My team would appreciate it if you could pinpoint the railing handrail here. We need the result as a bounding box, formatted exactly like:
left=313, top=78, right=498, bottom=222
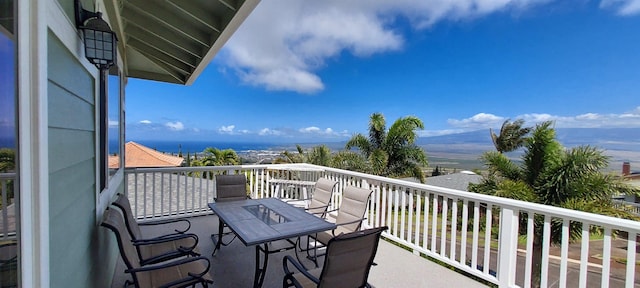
left=0, top=172, right=16, bottom=180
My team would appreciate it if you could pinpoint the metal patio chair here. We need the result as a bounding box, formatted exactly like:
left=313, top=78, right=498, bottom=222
left=283, top=226, right=387, bottom=288
left=112, top=194, right=200, bottom=265
left=211, top=174, right=250, bottom=255
left=101, top=208, right=213, bottom=288
left=304, top=185, right=373, bottom=266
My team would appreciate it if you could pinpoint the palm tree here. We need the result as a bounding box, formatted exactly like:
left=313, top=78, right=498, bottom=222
left=306, top=145, right=332, bottom=166
left=345, top=112, right=428, bottom=182
left=490, top=119, right=532, bottom=153
left=199, top=147, right=240, bottom=166
left=274, top=145, right=306, bottom=164
left=470, top=121, right=638, bottom=287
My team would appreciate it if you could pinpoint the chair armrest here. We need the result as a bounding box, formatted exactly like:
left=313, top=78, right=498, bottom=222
left=138, top=218, right=191, bottom=234
left=126, top=256, right=211, bottom=288
left=331, top=217, right=367, bottom=236
left=285, top=197, right=311, bottom=203
left=133, top=233, right=199, bottom=250
left=282, top=255, right=319, bottom=286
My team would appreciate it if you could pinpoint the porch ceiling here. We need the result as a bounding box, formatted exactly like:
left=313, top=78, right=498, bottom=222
left=105, top=0, right=259, bottom=85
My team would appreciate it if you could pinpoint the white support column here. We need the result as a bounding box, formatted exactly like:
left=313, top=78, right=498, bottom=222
left=497, top=207, right=519, bottom=287
left=18, top=0, right=50, bottom=287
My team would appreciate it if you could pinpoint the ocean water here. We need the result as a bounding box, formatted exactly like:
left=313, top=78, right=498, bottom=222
left=110, top=140, right=293, bottom=154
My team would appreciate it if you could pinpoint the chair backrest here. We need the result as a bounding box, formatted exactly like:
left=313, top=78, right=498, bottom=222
left=308, top=178, right=338, bottom=215
left=215, top=174, right=248, bottom=202
left=101, top=208, right=152, bottom=287
left=335, top=185, right=372, bottom=232
left=112, top=193, right=143, bottom=240
left=318, top=226, right=388, bottom=288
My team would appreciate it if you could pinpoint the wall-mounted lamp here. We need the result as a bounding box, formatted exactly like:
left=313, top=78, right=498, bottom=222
left=75, top=0, right=118, bottom=191
left=74, top=0, right=117, bottom=70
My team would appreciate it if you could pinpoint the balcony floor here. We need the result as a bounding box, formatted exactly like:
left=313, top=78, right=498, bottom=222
left=111, top=214, right=489, bottom=288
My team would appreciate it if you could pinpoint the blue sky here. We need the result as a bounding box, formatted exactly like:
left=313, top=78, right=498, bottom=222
left=123, top=0, right=640, bottom=143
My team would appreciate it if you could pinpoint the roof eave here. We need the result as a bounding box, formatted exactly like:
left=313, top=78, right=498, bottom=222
left=186, top=0, right=260, bottom=85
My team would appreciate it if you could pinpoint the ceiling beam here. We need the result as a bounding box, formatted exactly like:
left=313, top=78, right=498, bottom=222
left=165, top=0, right=223, bottom=34
left=126, top=25, right=200, bottom=67
left=218, top=0, right=238, bottom=12
left=128, top=39, right=193, bottom=77
left=123, top=14, right=206, bottom=58
left=124, top=1, right=211, bottom=48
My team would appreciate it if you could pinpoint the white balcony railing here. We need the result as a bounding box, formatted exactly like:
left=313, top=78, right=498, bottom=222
left=124, top=164, right=640, bottom=288
left=0, top=172, right=16, bottom=241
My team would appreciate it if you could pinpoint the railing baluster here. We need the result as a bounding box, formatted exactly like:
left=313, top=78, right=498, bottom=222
left=524, top=212, right=534, bottom=288
left=431, top=194, right=438, bottom=252
left=602, top=227, right=612, bottom=288
left=472, top=201, right=480, bottom=270
left=423, top=192, right=429, bottom=251
left=451, top=198, right=458, bottom=261
left=579, top=222, right=590, bottom=288
left=1, top=180, right=8, bottom=240
left=400, top=188, right=406, bottom=241
left=541, top=215, right=551, bottom=288
left=626, top=231, right=636, bottom=288
left=460, top=199, right=468, bottom=266
left=441, top=197, right=448, bottom=257
left=483, top=204, right=492, bottom=274
left=414, top=191, right=421, bottom=247
left=559, top=219, right=570, bottom=288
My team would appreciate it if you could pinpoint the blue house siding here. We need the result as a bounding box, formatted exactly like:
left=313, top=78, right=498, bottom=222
left=47, top=31, right=117, bottom=287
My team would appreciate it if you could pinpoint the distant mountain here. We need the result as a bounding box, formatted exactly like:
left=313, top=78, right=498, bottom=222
left=418, top=128, right=640, bottom=151
left=416, top=128, right=640, bottom=170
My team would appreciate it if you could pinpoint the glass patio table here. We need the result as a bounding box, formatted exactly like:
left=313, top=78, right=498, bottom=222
left=208, top=198, right=336, bottom=288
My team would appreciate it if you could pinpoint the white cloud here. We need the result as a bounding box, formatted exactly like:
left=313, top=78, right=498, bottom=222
left=600, top=0, right=640, bottom=15
left=219, top=125, right=236, bottom=134
left=108, top=119, right=119, bottom=127
left=297, top=126, right=349, bottom=137
left=165, top=121, right=184, bottom=131
left=299, top=126, right=321, bottom=133
left=258, top=128, right=283, bottom=136
left=139, top=120, right=152, bottom=124
left=443, top=108, right=640, bottom=135
left=448, top=113, right=505, bottom=128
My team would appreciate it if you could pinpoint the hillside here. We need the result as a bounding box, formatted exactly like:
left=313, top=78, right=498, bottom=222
left=417, top=128, right=640, bottom=172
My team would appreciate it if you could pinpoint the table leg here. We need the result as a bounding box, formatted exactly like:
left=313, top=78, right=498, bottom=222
left=254, top=244, right=269, bottom=288
left=211, top=218, right=224, bottom=256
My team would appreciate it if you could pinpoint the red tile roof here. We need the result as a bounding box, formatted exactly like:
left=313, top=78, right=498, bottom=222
left=109, top=141, right=184, bottom=168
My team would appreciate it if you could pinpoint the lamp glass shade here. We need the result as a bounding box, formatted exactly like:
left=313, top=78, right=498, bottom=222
left=80, top=17, right=117, bottom=69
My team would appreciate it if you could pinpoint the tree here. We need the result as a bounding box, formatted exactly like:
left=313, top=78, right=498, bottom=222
left=198, top=147, right=240, bottom=166
left=0, top=148, right=15, bottom=172
left=274, top=145, right=306, bottom=164
left=306, top=145, right=332, bottom=166
left=470, top=121, right=638, bottom=287
left=345, top=113, right=428, bottom=182
left=490, top=119, right=532, bottom=153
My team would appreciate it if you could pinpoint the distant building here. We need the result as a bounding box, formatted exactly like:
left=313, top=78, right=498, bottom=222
left=619, top=162, right=640, bottom=202
left=402, top=170, right=482, bottom=191
left=109, top=141, right=184, bottom=168
left=425, top=171, right=483, bottom=191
